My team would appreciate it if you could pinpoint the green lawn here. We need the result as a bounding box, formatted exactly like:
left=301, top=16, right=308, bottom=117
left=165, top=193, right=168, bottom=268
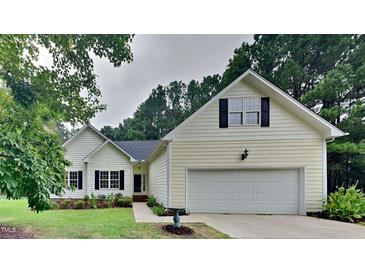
left=0, top=199, right=230, bottom=239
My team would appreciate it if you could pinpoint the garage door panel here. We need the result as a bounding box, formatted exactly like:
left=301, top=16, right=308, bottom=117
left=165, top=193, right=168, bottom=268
left=242, top=182, right=254, bottom=190
left=285, top=191, right=297, bottom=201
left=228, top=192, right=240, bottom=201
left=256, top=192, right=268, bottom=201
left=270, top=191, right=282, bottom=201
left=270, top=181, right=282, bottom=191
left=202, top=192, right=213, bottom=200
left=214, top=192, right=226, bottom=200
left=240, top=203, right=255, bottom=212
left=256, top=203, right=269, bottom=213
left=188, top=169, right=299, bottom=214
left=240, top=192, right=254, bottom=201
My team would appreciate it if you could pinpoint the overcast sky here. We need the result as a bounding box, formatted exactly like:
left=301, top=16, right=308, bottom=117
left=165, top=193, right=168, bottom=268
left=91, top=34, right=254, bottom=129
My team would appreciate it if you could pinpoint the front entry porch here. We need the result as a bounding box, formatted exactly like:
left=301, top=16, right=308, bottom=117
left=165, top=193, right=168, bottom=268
left=133, top=163, right=148, bottom=202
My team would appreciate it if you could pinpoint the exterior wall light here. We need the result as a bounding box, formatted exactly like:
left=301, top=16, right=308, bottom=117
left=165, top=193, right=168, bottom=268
left=241, top=148, right=249, bottom=160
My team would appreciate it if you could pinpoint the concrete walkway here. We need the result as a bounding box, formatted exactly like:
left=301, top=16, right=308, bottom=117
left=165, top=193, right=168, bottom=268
left=132, top=202, right=200, bottom=223
left=191, top=213, right=365, bottom=239
left=133, top=203, right=365, bottom=238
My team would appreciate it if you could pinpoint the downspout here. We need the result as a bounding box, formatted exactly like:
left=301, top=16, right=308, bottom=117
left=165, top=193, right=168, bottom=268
left=323, top=137, right=335, bottom=200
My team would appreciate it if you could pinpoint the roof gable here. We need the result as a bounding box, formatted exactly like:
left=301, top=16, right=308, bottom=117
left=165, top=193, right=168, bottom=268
left=63, top=124, right=135, bottom=161
left=163, top=69, right=345, bottom=140
left=62, top=124, right=107, bottom=147
left=83, top=140, right=135, bottom=162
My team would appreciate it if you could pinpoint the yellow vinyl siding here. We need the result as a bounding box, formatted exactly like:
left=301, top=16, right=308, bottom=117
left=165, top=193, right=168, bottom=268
left=148, top=147, right=168, bottom=206
left=173, top=81, right=322, bottom=141
left=169, top=139, right=323, bottom=212
left=168, top=79, right=325, bottom=212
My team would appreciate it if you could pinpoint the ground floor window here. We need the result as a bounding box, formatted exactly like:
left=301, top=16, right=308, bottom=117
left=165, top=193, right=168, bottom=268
left=67, top=171, right=78, bottom=188
left=110, top=171, right=119, bottom=188
left=100, top=170, right=119, bottom=189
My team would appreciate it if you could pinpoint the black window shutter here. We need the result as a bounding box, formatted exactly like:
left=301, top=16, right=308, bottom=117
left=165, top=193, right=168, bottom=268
left=95, top=170, right=100, bottom=190
left=219, top=98, right=228, bottom=128
left=78, top=171, right=83, bottom=190
left=261, top=97, right=270, bottom=127
left=119, top=170, right=124, bottom=190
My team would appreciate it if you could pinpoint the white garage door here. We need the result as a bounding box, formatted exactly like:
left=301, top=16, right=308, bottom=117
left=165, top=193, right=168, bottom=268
left=187, top=169, right=299, bottom=214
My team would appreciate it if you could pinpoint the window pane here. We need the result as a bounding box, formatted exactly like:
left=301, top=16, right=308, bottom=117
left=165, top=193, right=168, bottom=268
left=244, top=97, right=260, bottom=111
left=100, top=171, right=109, bottom=188
left=69, top=171, right=78, bottom=188
left=229, top=112, right=242, bottom=125
left=229, top=99, right=243, bottom=112
left=246, top=112, right=259, bottom=124
left=110, top=171, right=119, bottom=180
left=110, top=180, right=119, bottom=188
left=100, top=180, right=109, bottom=188
left=110, top=171, right=119, bottom=188
left=100, top=171, right=108, bottom=179
left=69, top=171, right=78, bottom=180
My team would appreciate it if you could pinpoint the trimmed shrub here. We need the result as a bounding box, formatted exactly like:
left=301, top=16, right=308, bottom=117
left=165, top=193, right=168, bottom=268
left=63, top=199, right=73, bottom=208
left=75, top=201, right=85, bottom=209
left=83, top=195, right=90, bottom=203
left=152, top=205, right=165, bottom=216
left=116, top=197, right=133, bottom=207
left=323, top=185, right=365, bottom=222
left=97, top=194, right=106, bottom=200
left=147, top=196, right=157, bottom=208
left=50, top=201, right=59, bottom=210
left=90, top=193, right=97, bottom=209
left=114, top=193, right=123, bottom=201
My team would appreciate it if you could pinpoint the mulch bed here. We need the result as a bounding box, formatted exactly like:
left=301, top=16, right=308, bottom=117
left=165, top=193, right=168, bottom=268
left=162, top=224, right=195, bottom=236
left=0, top=225, right=35, bottom=239
left=51, top=198, right=132, bottom=210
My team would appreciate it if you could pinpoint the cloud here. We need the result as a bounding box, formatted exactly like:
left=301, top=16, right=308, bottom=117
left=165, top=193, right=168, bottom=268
left=91, top=34, right=253, bottom=129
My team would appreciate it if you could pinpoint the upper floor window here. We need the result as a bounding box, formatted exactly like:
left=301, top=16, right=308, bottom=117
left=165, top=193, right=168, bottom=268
left=228, top=97, right=260, bottom=126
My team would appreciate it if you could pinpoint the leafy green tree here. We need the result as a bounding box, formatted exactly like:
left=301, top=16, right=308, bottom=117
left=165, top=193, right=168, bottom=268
left=186, top=75, right=221, bottom=115
left=55, top=123, right=78, bottom=144
left=0, top=89, right=68, bottom=211
left=302, top=64, right=365, bottom=192
left=0, top=35, right=134, bottom=211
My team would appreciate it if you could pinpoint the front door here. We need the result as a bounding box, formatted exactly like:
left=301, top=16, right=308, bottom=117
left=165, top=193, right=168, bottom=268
left=134, top=174, right=142, bottom=193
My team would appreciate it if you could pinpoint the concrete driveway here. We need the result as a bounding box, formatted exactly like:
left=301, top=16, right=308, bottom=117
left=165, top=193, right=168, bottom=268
left=191, top=213, right=365, bottom=239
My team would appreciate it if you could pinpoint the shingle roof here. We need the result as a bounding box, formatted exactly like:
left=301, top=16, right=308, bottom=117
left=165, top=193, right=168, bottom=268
left=114, top=140, right=159, bottom=161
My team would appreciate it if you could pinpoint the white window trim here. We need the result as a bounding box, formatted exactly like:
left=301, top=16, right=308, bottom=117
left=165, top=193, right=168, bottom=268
left=228, top=96, right=261, bottom=127
left=68, top=171, right=78, bottom=188
left=99, top=170, right=109, bottom=189
left=99, top=170, right=119, bottom=189
left=110, top=171, right=120, bottom=189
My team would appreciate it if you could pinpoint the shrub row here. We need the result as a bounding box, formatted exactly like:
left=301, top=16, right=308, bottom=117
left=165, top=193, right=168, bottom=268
left=147, top=195, right=187, bottom=216
left=147, top=195, right=166, bottom=216
left=51, top=193, right=132, bottom=210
